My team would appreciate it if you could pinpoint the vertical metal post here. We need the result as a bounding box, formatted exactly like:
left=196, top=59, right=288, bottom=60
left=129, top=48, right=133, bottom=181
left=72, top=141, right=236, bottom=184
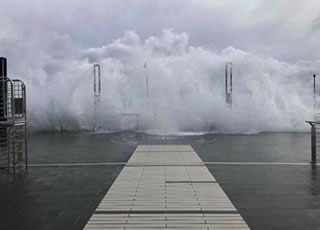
left=311, top=124, right=317, bottom=164
left=144, top=62, right=149, bottom=109
left=225, top=62, right=233, bottom=108
left=23, top=83, right=28, bottom=170
left=0, top=57, right=7, bottom=76
left=93, top=64, right=101, bottom=98
left=12, top=127, right=15, bottom=176
left=136, top=114, right=139, bottom=130
left=93, top=64, right=99, bottom=114
left=93, top=64, right=101, bottom=130
left=225, top=64, right=228, bottom=100
left=0, top=58, right=7, bottom=170
left=0, top=57, right=7, bottom=119
left=313, top=74, right=316, bottom=99
left=314, top=74, right=316, bottom=120
left=230, top=64, right=233, bottom=95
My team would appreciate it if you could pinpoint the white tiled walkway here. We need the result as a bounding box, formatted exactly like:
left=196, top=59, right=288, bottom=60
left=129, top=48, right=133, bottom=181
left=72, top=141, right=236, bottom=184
left=84, top=145, right=249, bottom=229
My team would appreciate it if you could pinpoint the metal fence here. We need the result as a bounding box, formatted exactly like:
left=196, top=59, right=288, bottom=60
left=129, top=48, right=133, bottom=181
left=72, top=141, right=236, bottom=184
left=0, top=78, right=27, bottom=175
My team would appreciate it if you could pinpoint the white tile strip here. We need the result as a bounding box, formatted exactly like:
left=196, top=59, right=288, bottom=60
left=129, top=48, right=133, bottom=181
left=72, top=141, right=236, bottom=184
left=29, top=161, right=316, bottom=167
left=84, top=145, right=250, bottom=229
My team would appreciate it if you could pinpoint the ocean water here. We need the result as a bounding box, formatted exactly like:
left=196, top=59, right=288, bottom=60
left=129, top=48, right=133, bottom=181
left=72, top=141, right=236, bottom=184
left=28, top=131, right=311, bottom=164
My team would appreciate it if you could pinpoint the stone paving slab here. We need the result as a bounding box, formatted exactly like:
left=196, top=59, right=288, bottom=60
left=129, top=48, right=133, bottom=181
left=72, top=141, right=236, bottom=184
left=84, top=145, right=249, bottom=229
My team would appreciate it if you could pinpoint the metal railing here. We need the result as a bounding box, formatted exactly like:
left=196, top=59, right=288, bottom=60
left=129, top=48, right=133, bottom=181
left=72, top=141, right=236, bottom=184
left=0, top=78, right=27, bottom=175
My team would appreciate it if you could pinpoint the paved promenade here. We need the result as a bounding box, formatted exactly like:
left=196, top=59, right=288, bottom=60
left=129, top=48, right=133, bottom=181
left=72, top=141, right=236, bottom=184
left=84, top=145, right=249, bottom=229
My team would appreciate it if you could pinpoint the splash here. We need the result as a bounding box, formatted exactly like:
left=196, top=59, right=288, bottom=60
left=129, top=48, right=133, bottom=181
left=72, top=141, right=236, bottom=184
left=7, top=30, right=319, bottom=133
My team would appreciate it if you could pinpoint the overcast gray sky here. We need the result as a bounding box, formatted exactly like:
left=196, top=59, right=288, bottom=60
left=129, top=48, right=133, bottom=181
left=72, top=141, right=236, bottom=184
left=1, top=0, right=320, bottom=62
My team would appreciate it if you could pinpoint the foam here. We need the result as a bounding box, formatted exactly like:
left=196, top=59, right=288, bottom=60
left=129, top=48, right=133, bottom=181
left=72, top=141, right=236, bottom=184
left=20, top=30, right=318, bottom=133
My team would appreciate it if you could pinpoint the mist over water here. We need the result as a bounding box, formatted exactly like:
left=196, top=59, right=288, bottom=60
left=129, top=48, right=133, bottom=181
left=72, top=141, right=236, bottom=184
left=8, top=30, right=319, bottom=134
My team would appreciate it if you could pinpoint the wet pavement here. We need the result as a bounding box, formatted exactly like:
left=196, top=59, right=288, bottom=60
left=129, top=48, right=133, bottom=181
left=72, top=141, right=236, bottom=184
left=0, top=131, right=319, bottom=229
left=208, top=164, right=320, bottom=229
